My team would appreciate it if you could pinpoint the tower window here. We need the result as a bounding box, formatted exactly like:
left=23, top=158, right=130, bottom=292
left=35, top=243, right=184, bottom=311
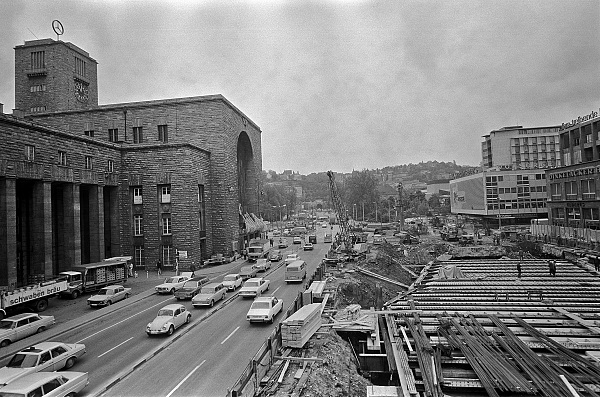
left=160, top=185, right=171, bottom=203
left=108, top=128, right=119, bottom=142
left=134, top=215, right=143, bottom=236
left=107, top=159, right=114, bottom=173
left=133, top=187, right=143, bottom=204
left=30, top=84, right=46, bottom=92
left=133, top=126, right=143, bottom=143
left=75, top=57, right=87, bottom=77
left=31, top=51, right=45, bottom=69
left=158, top=125, right=168, bottom=142
left=30, top=106, right=46, bottom=113
left=58, top=151, right=67, bottom=166
left=25, top=145, right=35, bottom=161
left=162, top=215, right=172, bottom=235
left=85, top=156, right=93, bottom=170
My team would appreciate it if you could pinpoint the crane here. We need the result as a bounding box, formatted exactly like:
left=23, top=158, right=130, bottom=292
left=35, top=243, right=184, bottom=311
left=326, top=170, right=353, bottom=252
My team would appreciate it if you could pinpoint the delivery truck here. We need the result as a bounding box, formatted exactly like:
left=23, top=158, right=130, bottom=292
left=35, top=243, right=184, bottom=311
left=59, top=257, right=130, bottom=299
left=0, top=278, right=69, bottom=319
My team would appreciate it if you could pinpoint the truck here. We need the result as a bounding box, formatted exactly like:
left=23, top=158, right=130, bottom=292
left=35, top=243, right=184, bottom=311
left=247, top=240, right=270, bottom=262
left=59, top=257, right=130, bottom=299
left=440, top=225, right=459, bottom=242
left=0, top=278, right=69, bottom=319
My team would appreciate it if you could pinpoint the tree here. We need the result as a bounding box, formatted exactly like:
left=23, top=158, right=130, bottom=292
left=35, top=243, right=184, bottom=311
left=342, top=170, right=380, bottom=220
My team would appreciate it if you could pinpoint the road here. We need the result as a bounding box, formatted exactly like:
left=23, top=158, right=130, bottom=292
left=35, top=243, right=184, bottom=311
left=101, top=232, right=329, bottom=397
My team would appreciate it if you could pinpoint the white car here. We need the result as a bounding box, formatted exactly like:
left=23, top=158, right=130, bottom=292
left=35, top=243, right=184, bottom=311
left=222, top=274, right=243, bottom=291
left=239, top=277, right=270, bottom=298
left=303, top=242, right=314, bottom=251
left=246, top=296, right=283, bottom=323
left=293, top=236, right=302, bottom=244
left=191, top=283, right=227, bottom=307
left=0, top=313, right=55, bottom=348
left=0, top=371, right=89, bottom=397
left=155, top=275, right=191, bottom=294
left=0, top=342, right=87, bottom=386
left=146, top=304, right=191, bottom=336
left=285, top=253, right=300, bottom=264
left=87, top=285, right=131, bottom=307
left=254, top=258, right=271, bottom=272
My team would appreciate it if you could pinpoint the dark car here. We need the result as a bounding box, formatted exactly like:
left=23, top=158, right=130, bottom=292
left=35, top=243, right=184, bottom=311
left=173, top=276, right=210, bottom=300
left=269, top=249, right=283, bottom=262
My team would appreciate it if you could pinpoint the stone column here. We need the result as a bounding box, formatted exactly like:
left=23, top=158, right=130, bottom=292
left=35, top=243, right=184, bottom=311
left=88, top=185, right=105, bottom=262
left=63, top=183, right=82, bottom=268
left=0, top=178, right=17, bottom=288
left=32, top=181, right=54, bottom=278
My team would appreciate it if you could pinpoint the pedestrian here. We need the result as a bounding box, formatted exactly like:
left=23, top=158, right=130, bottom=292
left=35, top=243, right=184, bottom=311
left=156, top=260, right=162, bottom=277
left=128, top=262, right=134, bottom=277
left=517, top=262, right=522, bottom=278
left=548, top=260, right=556, bottom=276
left=270, top=238, right=274, bottom=247
left=190, top=262, right=196, bottom=277
left=594, top=256, right=600, bottom=272
left=242, top=248, right=247, bottom=260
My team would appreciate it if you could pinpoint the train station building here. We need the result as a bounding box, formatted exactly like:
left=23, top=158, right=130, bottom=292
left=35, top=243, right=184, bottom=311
left=0, top=38, right=264, bottom=288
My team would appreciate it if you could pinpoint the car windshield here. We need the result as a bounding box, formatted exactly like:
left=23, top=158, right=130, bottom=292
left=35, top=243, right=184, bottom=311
left=0, top=321, right=14, bottom=330
left=250, top=301, right=271, bottom=310
left=224, top=275, right=237, bottom=281
left=245, top=281, right=259, bottom=287
left=158, top=309, right=174, bottom=317
left=164, top=277, right=177, bottom=283
left=97, top=289, right=108, bottom=295
left=7, top=353, right=39, bottom=368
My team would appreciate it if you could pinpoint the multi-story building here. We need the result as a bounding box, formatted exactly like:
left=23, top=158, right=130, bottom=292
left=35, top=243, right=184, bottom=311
left=481, top=125, right=562, bottom=171
left=0, top=37, right=263, bottom=288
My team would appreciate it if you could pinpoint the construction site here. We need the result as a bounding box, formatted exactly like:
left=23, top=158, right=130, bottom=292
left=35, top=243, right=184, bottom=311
left=229, top=172, right=600, bottom=397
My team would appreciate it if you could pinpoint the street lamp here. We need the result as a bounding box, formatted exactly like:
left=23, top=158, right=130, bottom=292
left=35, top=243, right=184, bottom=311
left=353, top=204, right=357, bottom=220
left=373, top=202, right=378, bottom=223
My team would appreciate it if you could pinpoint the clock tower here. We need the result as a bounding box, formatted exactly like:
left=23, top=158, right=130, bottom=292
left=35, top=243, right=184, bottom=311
left=14, top=38, right=98, bottom=114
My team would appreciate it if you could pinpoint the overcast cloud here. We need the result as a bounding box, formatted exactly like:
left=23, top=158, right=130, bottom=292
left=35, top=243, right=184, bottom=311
left=1, top=0, right=598, bottom=174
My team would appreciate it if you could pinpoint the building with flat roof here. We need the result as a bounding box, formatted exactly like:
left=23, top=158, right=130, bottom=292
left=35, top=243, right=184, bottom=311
left=481, top=125, right=562, bottom=171
left=0, top=38, right=263, bottom=288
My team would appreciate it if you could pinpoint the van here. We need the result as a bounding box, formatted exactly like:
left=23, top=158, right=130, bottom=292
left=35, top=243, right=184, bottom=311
left=285, top=260, right=307, bottom=283
left=324, top=233, right=332, bottom=243
left=308, top=235, right=317, bottom=244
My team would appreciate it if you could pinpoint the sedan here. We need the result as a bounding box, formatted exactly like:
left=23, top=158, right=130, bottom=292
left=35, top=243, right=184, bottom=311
left=269, top=249, right=283, bottom=262
left=0, top=372, right=89, bottom=397
left=191, top=283, right=227, bottom=308
left=303, top=242, right=314, bottom=251
left=0, top=313, right=55, bottom=348
left=277, top=239, right=289, bottom=249
left=155, top=275, right=191, bottom=294
left=285, top=253, right=300, bottom=264
left=87, top=285, right=131, bottom=307
left=246, top=296, right=283, bottom=324
left=222, top=274, right=243, bottom=291
left=146, top=304, right=191, bottom=336
left=254, top=258, right=271, bottom=272
left=293, top=237, right=302, bottom=244
left=0, top=342, right=86, bottom=386
left=239, top=278, right=270, bottom=298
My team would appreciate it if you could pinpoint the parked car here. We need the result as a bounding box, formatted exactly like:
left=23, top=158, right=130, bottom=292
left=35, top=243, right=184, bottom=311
left=246, top=296, right=283, bottom=324
left=0, top=313, right=55, bottom=348
left=322, top=223, right=328, bottom=228
left=191, top=283, right=227, bottom=308
left=222, top=274, right=243, bottom=291
left=0, top=341, right=86, bottom=386
left=293, top=236, right=302, bottom=244
left=87, top=285, right=131, bottom=307
left=303, top=242, right=314, bottom=251
left=239, top=265, right=258, bottom=280
left=308, top=235, right=317, bottom=244
left=155, top=275, right=191, bottom=294
left=239, top=278, right=270, bottom=298
left=254, top=258, right=271, bottom=272
left=0, top=371, right=88, bottom=397
left=269, top=249, right=283, bottom=262
left=174, top=276, right=210, bottom=300
left=278, top=239, right=289, bottom=249
left=272, top=230, right=281, bottom=237
left=285, top=253, right=300, bottom=264
left=146, top=304, right=191, bottom=336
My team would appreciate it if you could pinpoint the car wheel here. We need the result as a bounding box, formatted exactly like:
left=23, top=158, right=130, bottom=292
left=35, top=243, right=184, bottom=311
left=266, top=284, right=269, bottom=291
left=125, top=294, right=130, bottom=299
left=65, top=357, right=76, bottom=369
left=167, top=325, right=175, bottom=335
left=107, top=301, right=112, bottom=306
left=71, top=290, right=80, bottom=299
left=209, top=299, right=214, bottom=307
left=186, top=314, right=191, bottom=324
left=222, top=293, right=226, bottom=300
left=66, top=393, right=77, bottom=397
left=269, top=316, right=274, bottom=324
left=0, top=340, right=10, bottom=348
left=170, top=288, right=175, bottom=294
left=37, top=326, right=46, bottom=334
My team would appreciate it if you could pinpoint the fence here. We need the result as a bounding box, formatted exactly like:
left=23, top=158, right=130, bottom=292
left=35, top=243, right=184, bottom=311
left=227, top=264, right=324, bottom=396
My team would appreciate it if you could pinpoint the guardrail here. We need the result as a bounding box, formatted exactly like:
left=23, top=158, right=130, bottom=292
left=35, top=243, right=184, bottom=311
left=227, top=264, right=324, bottom=396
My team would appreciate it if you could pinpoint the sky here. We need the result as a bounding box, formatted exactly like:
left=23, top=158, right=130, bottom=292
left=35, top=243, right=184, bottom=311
left=1, top=0, right=599, bottom=175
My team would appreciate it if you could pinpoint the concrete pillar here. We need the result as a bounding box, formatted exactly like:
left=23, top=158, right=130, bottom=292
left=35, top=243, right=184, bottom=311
left=63, top=183, right=82, bottom=268
left=88, top=185, right=105, bottom=262
left=32, top=181, right=53, bottom=279
left=0, top=178, right=17, bottom=288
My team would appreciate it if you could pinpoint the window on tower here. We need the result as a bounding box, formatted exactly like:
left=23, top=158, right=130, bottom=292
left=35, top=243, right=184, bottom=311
left=30, top=51, right=45, bottom=70
left=108, top=128, right=119, bottom=142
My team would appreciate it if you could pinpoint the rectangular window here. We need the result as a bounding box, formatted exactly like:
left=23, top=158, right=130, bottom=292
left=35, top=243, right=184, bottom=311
left=565, top=181, right=578, bottom=200
left=581, top=179, right=596, bottom=200
left=133, top=187, right=143, bottom=204
left=133, top=126, right=143, bottom=144
left=158, top=125, right=168, bottom=142
left=198, top=184, right=206, bottom=232
left=30, top=84, right=46, bottom=92
left=108, top=128, right=119, bottom=142
left=58, top=151, right=67, bottom=166
left=84, top=129, right=94, bottom=137
left=162, top=245, right=174, bottom=267
left=134, top=246, right=144, bottom=268
left=107, top=159, right=114, bottom=173
left=162, top=215, right=172, bottom=235
left=31, top=51, right=45, bottom=69
left=74, top=57, right=86, bottom=77
left=25, top=145, right=35, bottom=161
left=85, top=156, right=93, bottom=170
left=30, top=106, right=47, bottom=113
left=550, top=183, right=561, bottom=200
left=134, top=215, right=143, bottom=236
left=160, top=185, right=171, bottom=203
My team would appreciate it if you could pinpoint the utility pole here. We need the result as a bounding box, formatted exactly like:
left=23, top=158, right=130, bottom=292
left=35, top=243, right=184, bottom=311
left=397, top=183, right=404, bottom=229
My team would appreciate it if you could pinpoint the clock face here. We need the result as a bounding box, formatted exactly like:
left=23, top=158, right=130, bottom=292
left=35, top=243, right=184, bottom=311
left=74, top=81, right=89, bottom=103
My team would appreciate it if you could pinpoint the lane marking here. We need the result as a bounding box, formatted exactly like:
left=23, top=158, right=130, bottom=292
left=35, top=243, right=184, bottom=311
left=220, top=326, right=240, bottom=345
left=165, top=360, right=206, bottom=397
left=271, top=286, right=281, bottom=295
left=76, top=297, right=173, bottom=343
left=98, top=337, right=134, bottom=358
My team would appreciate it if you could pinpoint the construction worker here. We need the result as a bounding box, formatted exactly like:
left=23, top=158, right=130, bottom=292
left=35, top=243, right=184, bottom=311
left=516, top=262, right=522, bottom=278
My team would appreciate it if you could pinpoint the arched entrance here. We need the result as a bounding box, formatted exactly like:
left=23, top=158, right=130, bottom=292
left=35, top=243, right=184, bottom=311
left=237, top=132, right=263, bottom=251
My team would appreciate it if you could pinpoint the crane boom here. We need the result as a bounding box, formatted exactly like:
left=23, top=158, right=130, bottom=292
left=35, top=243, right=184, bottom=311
left=327, top=171, right=352, bottom=251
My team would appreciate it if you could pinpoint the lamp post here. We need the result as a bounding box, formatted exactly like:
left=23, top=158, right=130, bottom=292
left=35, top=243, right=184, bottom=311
left=353, top=204, right=357, bottom=221
left=373, top=201, right=378, bottom=223
left=361, top=202, right=365, bottom=222
left=397, top=183, right=404, bottom=229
